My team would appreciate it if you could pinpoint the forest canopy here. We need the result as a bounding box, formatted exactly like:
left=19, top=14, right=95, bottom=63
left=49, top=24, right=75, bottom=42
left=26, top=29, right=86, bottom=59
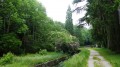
left=0, top=0, right=82, bottom=56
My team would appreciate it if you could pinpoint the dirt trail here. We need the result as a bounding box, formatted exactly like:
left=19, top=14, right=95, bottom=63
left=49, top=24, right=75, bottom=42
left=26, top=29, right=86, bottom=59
left=88, top=49, right=112, bottom=67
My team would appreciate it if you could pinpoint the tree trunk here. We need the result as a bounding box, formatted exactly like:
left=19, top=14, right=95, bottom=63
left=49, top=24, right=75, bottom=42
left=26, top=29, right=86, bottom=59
left=107, top=11, right=120, bottom=53
left=7, top=18, right=10, bottom=33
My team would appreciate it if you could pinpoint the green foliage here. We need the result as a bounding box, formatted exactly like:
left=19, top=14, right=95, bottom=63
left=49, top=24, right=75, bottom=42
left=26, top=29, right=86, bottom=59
left=17, top=24, right=28, bottom=34
left=0, top=52, right=14, bottom=65
left=46, top=20, right=79, bottom=51
left=47, top=26, right=80, bottom=54
left=63, top=48, right=90, bottom=67
left=38, top=49, right=48, bottom=55
left=0, top=17, right=2, bottom=32
left=0, top=52, right=63, bottom=67
left=0, top=33, right=22, bottom=54
left=0, top=0, right=59, bottom=54
left=56, top=42, right=80, bottom=55
left=0, top=0, right=80, bottom=56
left=74, top=26, right=84, bottom=45
left=65, top=6, right=74, bottom=35
left=94, top=48, right=120, bottom=67
left=74, top=26, right=93, bottom=46
left=73, top=0, right=120, bottom=51
left=48, top=31, right=79, bottom=54
left=49, top=31, right=74, bottom=43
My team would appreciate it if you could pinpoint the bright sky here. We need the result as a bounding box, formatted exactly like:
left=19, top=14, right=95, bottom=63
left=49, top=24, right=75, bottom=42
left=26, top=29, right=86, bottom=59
left=37, top=0, right=87, bottom=25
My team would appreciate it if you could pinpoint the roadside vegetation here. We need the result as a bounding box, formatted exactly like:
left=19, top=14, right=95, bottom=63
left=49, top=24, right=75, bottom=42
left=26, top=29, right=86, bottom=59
left=94, top=48, right=120, bottom=67
left=0, top=50, right=64, bottom=67
left=63, top=48, right=90, bottom=67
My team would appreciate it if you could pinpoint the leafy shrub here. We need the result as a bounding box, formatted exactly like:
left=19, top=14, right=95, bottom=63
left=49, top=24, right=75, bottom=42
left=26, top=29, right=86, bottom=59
left=48, top=31, right=80, bottom=54
left=0, top=33, right=22, bottom=54
left=0, top=52, right=14, bottom=65
left=48, top=31, right=73, bottom=44
left=56, top=42, right=80, bottom=55
left=38, top=49, right=48, bottom=55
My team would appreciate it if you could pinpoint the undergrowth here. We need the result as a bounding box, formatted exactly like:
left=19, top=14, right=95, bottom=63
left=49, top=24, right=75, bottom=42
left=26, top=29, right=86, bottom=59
left=0, top=52, right=63, bottom=67
left=94, top=48, right=120, bottom=67
left=63, top=48, right=90, bottom=67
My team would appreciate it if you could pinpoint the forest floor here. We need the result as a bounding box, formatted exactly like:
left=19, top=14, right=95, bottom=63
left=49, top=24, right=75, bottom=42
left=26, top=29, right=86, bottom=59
left=88, top=49, right=112, bottom=67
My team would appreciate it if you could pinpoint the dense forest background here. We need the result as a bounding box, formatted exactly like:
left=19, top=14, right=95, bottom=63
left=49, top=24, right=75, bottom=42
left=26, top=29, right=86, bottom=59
left=1, top=0, right=120, bottom=67
left=1, top=0, right=120, bottom=56
left=74, top=0, right=120, bottom=53
left=0, top=0, right=91, bottom=56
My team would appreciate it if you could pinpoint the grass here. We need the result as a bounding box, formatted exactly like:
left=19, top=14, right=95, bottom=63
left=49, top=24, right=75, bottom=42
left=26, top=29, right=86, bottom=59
left=93, top=56, right=101, bottom=61
left=63, top=48, right=90, bottom=67
left=0, top=52, right=64, bottom=67
left=93, top=56, right=101, bottom=67
left=94, top=48, right=120, bottom=67
left=94, top=61, right=101, bottom=67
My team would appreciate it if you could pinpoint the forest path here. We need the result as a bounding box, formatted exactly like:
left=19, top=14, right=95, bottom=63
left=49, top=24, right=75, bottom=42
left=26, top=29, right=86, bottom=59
left=88, top=49, right=112, bottom=67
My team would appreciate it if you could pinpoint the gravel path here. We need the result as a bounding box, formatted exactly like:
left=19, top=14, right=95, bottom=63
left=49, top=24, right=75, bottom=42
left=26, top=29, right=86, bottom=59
left=88, top=49, right=112, bottom=67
